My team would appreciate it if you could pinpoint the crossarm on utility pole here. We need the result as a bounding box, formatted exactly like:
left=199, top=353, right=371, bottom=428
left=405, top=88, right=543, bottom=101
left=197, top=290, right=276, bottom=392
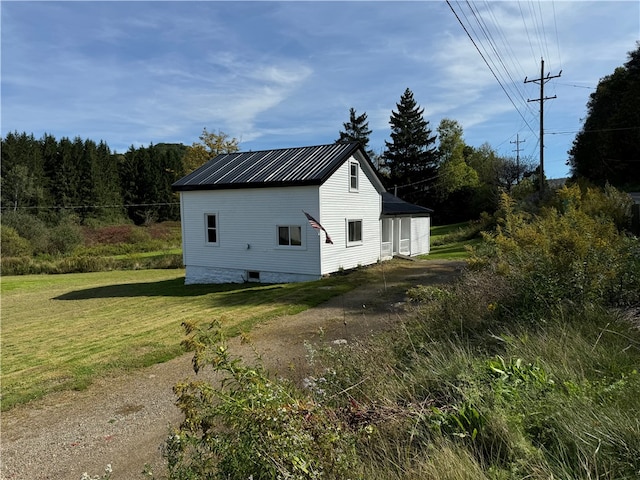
left=525, top=57, right=561, bottom=193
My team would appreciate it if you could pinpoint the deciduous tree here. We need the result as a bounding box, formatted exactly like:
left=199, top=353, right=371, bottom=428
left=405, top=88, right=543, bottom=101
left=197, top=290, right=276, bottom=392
left=568, top=42, right=640, bottom=188
left=183, top=128, right=239, bottom=173
left=435, top=118, right=479, bottom=200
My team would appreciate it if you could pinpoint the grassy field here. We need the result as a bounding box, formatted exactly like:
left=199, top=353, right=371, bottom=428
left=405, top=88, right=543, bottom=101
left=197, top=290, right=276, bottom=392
left=1, top=221, right=477, bottom=411
left=427, top=221, right=483, bottom=259
left=0, top=269, right=359, bottom=410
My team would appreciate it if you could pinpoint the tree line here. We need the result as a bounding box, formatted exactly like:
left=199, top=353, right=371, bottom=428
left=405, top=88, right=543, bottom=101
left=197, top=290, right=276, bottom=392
left=0, top=128, right=243, bottom=226
left=0, top=134, right=186, bottom=225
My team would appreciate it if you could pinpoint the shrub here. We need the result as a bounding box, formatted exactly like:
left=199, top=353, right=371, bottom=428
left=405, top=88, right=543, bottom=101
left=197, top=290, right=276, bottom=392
left=0, top=225, right=32, bottom=257
left=166, top=321, right=361, bottom=480
left=483, top=188, right=640, bottom=314
left=1, top=211, right=49, bottom=254
left=82, top=224, right=137, bottom=246
left=48, top=217, right=83, bottom=255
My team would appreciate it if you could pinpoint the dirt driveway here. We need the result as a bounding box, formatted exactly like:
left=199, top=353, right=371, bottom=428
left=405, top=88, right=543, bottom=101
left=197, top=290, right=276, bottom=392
left=0, top=259, right=464, bottom=480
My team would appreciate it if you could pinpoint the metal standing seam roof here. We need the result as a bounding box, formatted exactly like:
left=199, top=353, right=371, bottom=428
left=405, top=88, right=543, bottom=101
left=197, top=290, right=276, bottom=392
left=172, top=142, right=369, bottom=191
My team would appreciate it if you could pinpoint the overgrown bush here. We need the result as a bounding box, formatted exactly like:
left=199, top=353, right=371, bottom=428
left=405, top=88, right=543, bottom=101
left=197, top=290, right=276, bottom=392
left=1, top=216, right=183, bottom=274
left=166, top=321, right=361, bottom=480
left=481, top=187, right=640, bottom=315
left=0, top=253, right=183, bottom=275
left=0, top=224, right=32, bottom=257
left=48, top=217, right=84, bottom=254
left=1, top=211, right=50, bottom=254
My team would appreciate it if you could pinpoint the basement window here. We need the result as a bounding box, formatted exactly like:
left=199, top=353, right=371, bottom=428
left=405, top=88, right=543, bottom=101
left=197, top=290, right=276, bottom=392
left=247, top=271, right=260, bottom=282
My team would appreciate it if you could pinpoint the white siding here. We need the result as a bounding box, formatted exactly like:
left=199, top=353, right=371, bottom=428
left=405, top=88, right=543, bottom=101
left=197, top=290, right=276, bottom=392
left=180, top=186, right=322, bottom=283
left=318, top=155, right=382, bottom=274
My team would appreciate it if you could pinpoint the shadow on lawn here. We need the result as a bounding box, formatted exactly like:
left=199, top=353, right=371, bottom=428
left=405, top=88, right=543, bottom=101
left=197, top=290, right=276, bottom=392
left=54, top=278, right=284, bottom=300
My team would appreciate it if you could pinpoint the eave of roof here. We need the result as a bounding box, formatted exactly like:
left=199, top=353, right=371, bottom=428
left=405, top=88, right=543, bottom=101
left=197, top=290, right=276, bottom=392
left=381, top=192, right=433, bottom=216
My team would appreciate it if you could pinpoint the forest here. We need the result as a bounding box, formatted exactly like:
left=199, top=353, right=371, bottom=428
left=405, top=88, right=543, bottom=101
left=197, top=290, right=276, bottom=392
left=0, top=133, right=185, bottom=226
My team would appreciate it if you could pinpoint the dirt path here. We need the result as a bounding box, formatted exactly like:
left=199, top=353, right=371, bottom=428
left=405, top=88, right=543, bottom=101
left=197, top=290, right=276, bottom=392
left=0, top=260, right=464, bottom=480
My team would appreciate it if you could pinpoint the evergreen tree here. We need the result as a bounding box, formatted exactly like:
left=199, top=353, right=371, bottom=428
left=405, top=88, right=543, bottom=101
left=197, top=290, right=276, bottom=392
left=568, top=42, right=640, bottom=188
left=0, top=132, right=45, bottom=212
left=77, top=138, right=98, bottom=222
left=94, top=140, right=124, bottom=221
left=382, top=88, right=438, bottom=206
left=336, top=107, right=375, bottom=160
left=51, top=137, right=81, bottom=209
left=155, top=145, right=183, bottom=221
left=120, top=145, right=139, bottom=222
left=41, top=133, right=59, bottom=208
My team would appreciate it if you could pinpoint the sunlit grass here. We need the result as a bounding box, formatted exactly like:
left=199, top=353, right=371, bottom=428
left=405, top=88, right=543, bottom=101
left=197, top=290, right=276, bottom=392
left=426, top=221, right=482, bottom=259
left=0, top=268, right=361, bottom=410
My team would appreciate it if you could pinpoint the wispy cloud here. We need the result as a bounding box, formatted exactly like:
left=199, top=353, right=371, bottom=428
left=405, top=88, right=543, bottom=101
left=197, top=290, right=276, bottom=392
left=2, top=1, right=638, bottom=177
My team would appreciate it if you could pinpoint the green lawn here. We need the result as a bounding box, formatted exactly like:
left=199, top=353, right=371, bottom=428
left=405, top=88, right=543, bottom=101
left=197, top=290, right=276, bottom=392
left=426, top=237, right=482, bottom=259
left=0, top=269, right=357, bottom=410
left=426, top=221, right=482, bottom=259
left=1, top=223, right=476, bottom=410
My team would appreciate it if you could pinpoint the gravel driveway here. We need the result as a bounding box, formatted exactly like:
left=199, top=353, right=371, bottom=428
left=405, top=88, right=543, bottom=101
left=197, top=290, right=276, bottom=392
left=0, top=259, right=463, bottom=480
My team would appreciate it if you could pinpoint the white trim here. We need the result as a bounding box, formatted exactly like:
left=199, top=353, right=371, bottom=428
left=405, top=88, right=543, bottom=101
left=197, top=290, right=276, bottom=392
left=275, top=224, right=306, bottom=249
left=349, top=160, right=359, bottom=192
left=346, top=218, right=363, bottom=246
left=204, top=212, right=219, bottom=246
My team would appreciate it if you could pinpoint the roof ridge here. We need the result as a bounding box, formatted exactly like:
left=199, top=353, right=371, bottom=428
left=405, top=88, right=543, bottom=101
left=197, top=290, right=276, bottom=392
left=222, top=141, right=360, bottom=156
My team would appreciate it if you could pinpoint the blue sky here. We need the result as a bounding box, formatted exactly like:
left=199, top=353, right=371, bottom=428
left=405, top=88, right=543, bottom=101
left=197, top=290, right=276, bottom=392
left=2, top=1, right=638, bottom=179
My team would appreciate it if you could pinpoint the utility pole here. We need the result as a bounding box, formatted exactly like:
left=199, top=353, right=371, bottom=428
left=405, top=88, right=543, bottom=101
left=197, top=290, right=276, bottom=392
left=510, top=134, right=525, bottom=184
left=525, top=57, right=561, bottom=193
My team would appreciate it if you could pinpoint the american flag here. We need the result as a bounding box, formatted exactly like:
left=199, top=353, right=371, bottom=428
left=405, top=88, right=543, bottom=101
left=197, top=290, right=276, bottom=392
left=303, top=211, right=334, bottom=244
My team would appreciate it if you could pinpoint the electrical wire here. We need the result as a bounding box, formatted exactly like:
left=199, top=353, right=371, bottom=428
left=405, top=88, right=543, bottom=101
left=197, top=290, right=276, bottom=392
left=446, top=0, right=537, bottom=136
left=0, top=202, right=180, bottom=211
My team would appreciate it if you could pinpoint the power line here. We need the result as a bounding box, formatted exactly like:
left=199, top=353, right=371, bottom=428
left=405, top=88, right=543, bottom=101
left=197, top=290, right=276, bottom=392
left=446, top=0, right=536, bottom=135
left=548, top=126, right=640, bottom=135
left=0, top=202, right=180, bottom=211
left=556, top=82, right=594, bottom=90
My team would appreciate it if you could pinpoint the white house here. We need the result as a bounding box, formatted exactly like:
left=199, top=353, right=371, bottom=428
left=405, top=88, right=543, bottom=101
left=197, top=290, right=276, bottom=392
left=172, top=142, right=433, bottom=284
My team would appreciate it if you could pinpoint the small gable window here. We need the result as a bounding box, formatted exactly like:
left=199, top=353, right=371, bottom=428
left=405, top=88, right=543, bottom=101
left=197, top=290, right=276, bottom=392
left=278, top=225, right=302, bottom=247
left=347, top=219, right=362, bottom=245
left=205, top=213, right=218, bottom=245
left=349, top=161, right=359, bottom=191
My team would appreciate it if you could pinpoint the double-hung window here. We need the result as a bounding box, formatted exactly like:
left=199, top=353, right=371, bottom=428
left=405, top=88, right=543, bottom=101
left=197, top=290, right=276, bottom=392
left=349, top=161, right=359, bottom=192
left=278, top=225, right=302, bottom=247
left=205, top=213, right=218, bottom=245
left=347, top=219, right=362, bottom=245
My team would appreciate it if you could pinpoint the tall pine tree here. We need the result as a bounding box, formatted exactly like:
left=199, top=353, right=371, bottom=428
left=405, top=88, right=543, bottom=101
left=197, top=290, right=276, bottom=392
left=383, top=88, right=438, bottom=206
left=336, top=107, right=375, bottom=160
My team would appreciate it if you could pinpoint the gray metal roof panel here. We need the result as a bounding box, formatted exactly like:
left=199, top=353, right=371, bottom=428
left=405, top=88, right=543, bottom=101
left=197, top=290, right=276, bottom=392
left=172, top=142, right=364, bottom=191
left=381, top=192, right=433, bottom=216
